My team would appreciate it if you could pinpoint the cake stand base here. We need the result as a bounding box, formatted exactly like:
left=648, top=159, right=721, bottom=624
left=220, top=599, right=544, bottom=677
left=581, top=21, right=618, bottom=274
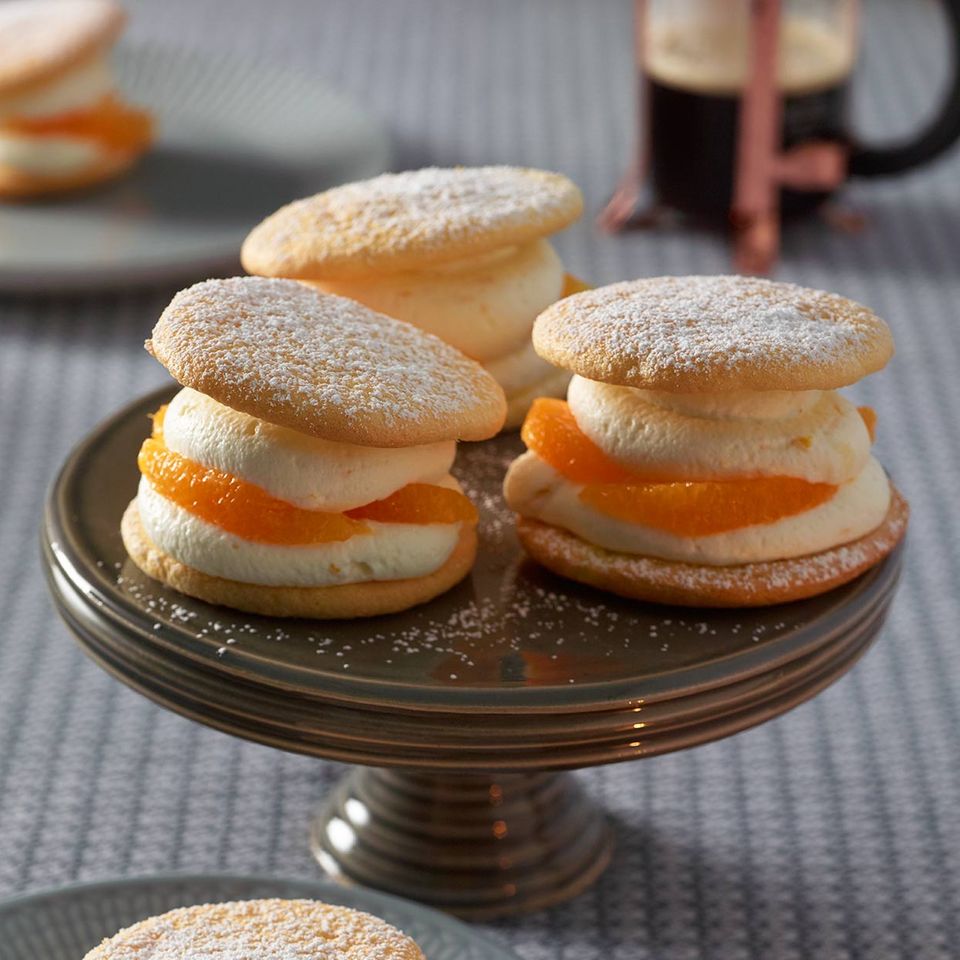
left=310, top=768, right=614, bottom=920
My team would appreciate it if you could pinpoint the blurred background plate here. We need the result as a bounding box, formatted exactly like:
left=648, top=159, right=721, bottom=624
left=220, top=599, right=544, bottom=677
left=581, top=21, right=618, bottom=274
left=0, top=43, right=391, bottom=293
left=0, top=873, right=519, bottom=960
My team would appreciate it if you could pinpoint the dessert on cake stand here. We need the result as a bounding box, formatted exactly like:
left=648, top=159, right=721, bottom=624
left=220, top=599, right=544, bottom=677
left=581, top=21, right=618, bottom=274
left=43, top=387, right=903, bottom=919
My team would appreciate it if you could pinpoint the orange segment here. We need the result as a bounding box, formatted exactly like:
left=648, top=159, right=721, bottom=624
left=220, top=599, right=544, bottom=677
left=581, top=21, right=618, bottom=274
left=6, top=94, right=153, bottom=153
left=522, top=397, right=635, bottom=484
left=348, top=483, right=478, bottom=525
left=858, top=405, right=877, bottom=442
left=580, top=477, right=838, bottom=537
left=151, top=405, right=167, bottom=432
left=561, top=273, right=591, bottom=298
left=139, top=409, right=477, bottom=544
left=139, top=437, right=367, bottom=545
left=520, top=398, right=845, bottom=536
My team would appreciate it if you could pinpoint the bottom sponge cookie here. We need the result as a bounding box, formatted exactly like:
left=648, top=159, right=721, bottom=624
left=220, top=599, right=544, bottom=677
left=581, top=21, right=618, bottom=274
left=515, top=487, right=908, bottom=607
left=121, top=498, right=476, bottom=619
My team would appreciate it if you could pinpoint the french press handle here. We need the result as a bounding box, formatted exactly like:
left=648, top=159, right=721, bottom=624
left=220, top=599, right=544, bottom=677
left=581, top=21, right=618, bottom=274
left=849, top=0, right=960, bottom=176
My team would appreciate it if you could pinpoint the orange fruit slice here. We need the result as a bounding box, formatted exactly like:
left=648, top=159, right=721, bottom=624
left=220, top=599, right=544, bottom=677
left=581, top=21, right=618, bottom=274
left=520, top=398, right=844, bottom=536
left=858, top=405, right=877, bottom=441
left=561, top=273, right=591, bottom=298
left=139, top=408, right=477, bottom=545
left=580, top=477, right=838, bottom=536
left=6, top=94, right=153, bottom=153
left=348, top=483, right=477, bottom=525
left=139, top=437, right=367, bottom=545
left=522, top=397, right=635, bottom=484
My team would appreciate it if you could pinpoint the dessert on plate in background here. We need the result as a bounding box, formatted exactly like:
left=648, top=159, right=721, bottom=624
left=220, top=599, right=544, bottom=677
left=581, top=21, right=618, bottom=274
left=83, top=899, right=425, bottom=960
left=0, top=0, right=153, bottom=199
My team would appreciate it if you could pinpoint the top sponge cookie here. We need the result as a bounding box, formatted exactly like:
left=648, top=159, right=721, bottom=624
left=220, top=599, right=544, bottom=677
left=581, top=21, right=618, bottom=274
left=82, top=899, right=424, bottom=960
left=533, top=275, right=894, bottom=393
left=0, top=0, right=124, bottom=99
left=241, top=166, right=583, bottom=281
left=147, top=277, right=506, bottom=447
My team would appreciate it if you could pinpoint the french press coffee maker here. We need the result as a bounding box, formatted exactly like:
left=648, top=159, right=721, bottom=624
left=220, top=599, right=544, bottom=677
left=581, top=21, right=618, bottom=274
left=601, top=0, right=960, bottom=272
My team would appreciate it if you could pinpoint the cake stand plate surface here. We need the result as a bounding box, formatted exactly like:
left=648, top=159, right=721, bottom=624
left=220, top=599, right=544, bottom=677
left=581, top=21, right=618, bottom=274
left=42, top=387, right=904, bottom=918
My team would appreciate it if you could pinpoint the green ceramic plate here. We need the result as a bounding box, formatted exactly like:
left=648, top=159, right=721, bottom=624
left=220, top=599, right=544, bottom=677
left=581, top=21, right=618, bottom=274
left=0, top=43, right=390, bottom=292
left=0, top=873, right=519, bottom=959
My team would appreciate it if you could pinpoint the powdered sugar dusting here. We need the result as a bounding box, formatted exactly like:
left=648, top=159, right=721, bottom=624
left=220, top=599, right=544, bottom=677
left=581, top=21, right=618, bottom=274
left=148, top=277, right=505, bottom=446
left=84, top=898, right=422, bottom=960
left=535, top=275, right=893, bottom=392
left=242, top=166, right=582, bottom=280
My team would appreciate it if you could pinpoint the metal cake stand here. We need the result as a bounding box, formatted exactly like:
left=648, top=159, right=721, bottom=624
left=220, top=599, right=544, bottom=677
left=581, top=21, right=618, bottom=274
left=42, top=387, right=904, bottom=919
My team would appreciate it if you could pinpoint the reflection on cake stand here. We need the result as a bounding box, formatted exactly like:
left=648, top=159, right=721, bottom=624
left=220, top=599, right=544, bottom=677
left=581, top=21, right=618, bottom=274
left=42, top=387, right=903, bottom=919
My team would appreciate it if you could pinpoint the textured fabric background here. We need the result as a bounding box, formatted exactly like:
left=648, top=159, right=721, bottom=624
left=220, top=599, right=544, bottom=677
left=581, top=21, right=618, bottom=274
left=2, top=1, right=959, bottom=958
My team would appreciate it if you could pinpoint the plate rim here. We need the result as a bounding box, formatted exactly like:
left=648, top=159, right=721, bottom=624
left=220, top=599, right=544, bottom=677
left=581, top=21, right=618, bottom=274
left=0, top=870, right=521, bottom=959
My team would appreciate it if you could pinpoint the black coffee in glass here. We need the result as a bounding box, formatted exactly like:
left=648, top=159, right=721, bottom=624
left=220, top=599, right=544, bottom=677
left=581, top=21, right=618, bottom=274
left=644, top=16, right=854, bottom=220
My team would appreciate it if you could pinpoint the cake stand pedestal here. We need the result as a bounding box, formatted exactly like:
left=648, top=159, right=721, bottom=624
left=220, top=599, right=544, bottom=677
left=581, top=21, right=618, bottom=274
left=313, top=769, right=612, bottom=917
left=42, top=388, right=904, bottom=919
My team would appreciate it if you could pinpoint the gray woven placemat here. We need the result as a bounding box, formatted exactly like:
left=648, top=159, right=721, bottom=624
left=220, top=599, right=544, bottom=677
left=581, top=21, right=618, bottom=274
left=1, top=1, right=958, bottom=957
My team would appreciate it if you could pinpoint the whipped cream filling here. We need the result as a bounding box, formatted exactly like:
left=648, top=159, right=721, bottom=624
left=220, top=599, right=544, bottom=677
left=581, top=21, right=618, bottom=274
left=567, top=376, right=872, bottom=484
left=503, top=452, right=891, bottom=566
left=162, top=388, right=457, bottom=513
left=309, top=238, right=564, bottom=363
left=0, top=132, right=107, bottom=174
left=0, top=55, right=114, bottom=121
left=485, top=339, right=562, bottom=398
left=145, top=389, right=467, bottom=587
left=504, top=367, right=571, bottom=430
left=138, top=478, right=461, bottom=587
left=457, top=324, right=569, bottom=427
